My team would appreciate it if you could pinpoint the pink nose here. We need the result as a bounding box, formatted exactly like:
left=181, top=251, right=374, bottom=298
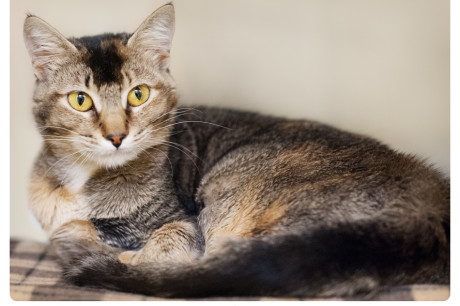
left=106, top=133, right=126, bottom=148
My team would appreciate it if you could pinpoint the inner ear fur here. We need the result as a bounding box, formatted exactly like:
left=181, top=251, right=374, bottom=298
left=23, top=15, right=77, bottom=80
left=127, top=4, right=175, bottom=70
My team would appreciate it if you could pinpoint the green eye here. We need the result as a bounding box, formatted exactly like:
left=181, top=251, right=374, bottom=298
left=68, top=91, right=93, bottom=111
left=128, top=85, right=150, bottom=106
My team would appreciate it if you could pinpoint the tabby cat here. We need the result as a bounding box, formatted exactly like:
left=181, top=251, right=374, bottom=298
left=24, top=4, right=449, bottom=299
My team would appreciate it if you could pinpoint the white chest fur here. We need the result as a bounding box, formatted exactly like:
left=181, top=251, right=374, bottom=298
left=63, top=162, right=97, bottom=192
left=28, top=162, right=96, bottom=234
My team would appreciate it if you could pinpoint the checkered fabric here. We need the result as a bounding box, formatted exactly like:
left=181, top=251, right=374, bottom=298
left=10, top=239, right=450, bottom=301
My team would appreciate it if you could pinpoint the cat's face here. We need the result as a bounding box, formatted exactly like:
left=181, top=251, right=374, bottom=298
left=24, top=5, right=177, bottom=168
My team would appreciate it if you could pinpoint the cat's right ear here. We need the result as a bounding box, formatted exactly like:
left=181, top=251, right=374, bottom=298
left=127, top=4, right=175, bottom=71
left=23, top=16, right=78, bottom=80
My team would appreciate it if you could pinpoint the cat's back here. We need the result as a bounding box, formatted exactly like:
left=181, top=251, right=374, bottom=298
left=172, top=105, right=448, bottom=190
left=173, top=106, right=390, bottom=171
left=171, top=106, right=449, bottom=239
left=173, top=105, right=443, bottom=184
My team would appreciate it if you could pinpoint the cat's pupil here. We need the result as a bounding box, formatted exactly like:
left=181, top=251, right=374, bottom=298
left=134, top=87, right=142, bottom=100
left=77, top=92, right=85, bottom=106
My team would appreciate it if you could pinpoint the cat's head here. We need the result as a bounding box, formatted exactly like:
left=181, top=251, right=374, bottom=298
left=23, top=4, right=177, bottom=169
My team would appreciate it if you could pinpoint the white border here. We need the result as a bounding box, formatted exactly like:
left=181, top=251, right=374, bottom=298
left=4, top=0, right=457, bottom=305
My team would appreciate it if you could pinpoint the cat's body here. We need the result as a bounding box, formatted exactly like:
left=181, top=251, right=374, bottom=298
left=24, top=4, right=449, bottom=299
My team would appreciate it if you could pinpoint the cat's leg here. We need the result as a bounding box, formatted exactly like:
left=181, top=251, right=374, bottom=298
left=50, top=219, right=119, bottom=267
left=118, top=221, right=202, bottom=265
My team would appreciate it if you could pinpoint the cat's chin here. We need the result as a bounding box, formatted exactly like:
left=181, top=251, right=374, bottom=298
left=92, top=150, right=140, bottom=169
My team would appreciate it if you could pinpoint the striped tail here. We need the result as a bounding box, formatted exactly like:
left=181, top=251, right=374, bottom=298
left=55, top=215, right=449, bottom=299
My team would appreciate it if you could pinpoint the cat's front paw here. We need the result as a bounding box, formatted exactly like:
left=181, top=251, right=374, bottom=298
left=50, top=220, right=103, bottom=267
left=117, top=247, right=184, bottom=266
left=118, top=250, right=138, bottom=265
left=116, top=247, right=183, bottom=266
left=117, top=221, right=202, bottom=266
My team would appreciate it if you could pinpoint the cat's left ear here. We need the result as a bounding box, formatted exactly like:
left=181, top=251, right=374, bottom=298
left=127, top=4, right=175, bottom=71
left=23, top=15, right=78, bottom=80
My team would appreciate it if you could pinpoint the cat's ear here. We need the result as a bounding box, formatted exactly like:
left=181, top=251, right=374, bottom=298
left=127, top=4, right=175, bottom=70
left=23, top=15, right=78, bottom=80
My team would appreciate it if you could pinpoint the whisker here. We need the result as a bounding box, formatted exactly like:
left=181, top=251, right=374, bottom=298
left=62, top=149, right=93, bottom=181
left=44, top=148, right=90, bottom=176
left=149, top=109, right=190, bottom=127
left=37, top=125, right=81, bottom=136
left=79, top=150, right=95, bottom=168
left=42, top=138, right=81, bottom=143
left=162, top=140, right=202, bottom=163
left=138, top=133, right=199, bottom=174
left=142, top=147, right=174, bottom=176
left=175, top=106, right=203, bottom=113
left=167, top=130, right=186, bottom=137
left=149, top=107, right=205, bottom=129
left=156, top=141, right=201, bottom=175
left=59, top=153, right=88, bottom=185
left=42, top=135, right=76, bottom=139
left=150, top=109, right=199, bottom=130
left=150, top=112, right=189, bottom=129
left=133, top=110, right=199, bottom=143
left=150, top=120, right=231, bottom=134
left=133, top=128, right=170, bottom=142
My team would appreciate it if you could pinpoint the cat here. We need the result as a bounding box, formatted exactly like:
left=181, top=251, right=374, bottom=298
left=24, top=4, right=449, bottom=299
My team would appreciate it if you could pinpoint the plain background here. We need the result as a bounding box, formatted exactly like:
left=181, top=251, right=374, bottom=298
left=11, top=0, right=449, bottom=242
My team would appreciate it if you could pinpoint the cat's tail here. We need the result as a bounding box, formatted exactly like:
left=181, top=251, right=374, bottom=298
left=56, top=211, right=449, bottom=298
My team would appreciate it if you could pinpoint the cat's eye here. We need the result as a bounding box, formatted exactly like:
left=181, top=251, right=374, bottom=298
left=68, top=91, right=93, bottom=112
left=127, top=85, right=150, bottom=106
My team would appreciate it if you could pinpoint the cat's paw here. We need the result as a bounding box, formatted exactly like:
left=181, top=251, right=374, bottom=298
left=116, top=248, right=186, bottom=266
left=50, top=220, right=120, bottom=268
left=118, top=250, right=138, bottom=265
left=50, top=220, right=100, bottom=267
left=117, top=221, right=202, bottom=266
left=117, top=248, right=161, bottom=266
left=52, top=220, right=99, bottom=243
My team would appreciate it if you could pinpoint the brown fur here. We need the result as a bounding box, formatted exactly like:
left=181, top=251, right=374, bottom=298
left=23, top=4, right=449, bottom=299
left=253, top=201, right=289, bottom=235
left=53, top=220, right=100, bottom=243
left=28, top=164, right=90, bottom=233
left=119, top=221, right=200, bottom=265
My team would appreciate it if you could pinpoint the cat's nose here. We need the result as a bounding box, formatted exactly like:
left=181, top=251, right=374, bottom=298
left=106, top=133, right=126, bottom=148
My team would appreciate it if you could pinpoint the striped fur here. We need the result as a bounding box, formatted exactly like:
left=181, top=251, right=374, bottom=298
left=24, top=4, right=449, bottom=299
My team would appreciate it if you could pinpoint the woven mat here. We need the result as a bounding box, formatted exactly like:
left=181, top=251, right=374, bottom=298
left=9, top=239, right=450, bottom=301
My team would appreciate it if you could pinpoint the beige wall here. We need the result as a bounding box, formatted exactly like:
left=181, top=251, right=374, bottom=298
left=11, top=0, right=450, bottom=242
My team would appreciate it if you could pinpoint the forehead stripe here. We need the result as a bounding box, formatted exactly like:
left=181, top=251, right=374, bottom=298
left=72, top=34, right=129, bottom=87
left=86, top=40, right=125, bottom=87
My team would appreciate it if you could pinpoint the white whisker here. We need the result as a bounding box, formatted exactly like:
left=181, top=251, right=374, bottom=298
left=162, top=140, right=202, bottom=162
left=150, top=120, right=231, bottom=134
left=155, top=141, right=201, bottom=175
left=37, top=125, right=81, bottom=136
left=150, top=108, right=200, bottom=129
left=44, top=148, right=90, bottom=176
left=142, top=147, right=174, bottom=176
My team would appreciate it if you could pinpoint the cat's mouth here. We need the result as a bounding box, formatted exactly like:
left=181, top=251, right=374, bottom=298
left=93, top=149, right=140, bottom=168
left=92, top=138, right=141, bottom=168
